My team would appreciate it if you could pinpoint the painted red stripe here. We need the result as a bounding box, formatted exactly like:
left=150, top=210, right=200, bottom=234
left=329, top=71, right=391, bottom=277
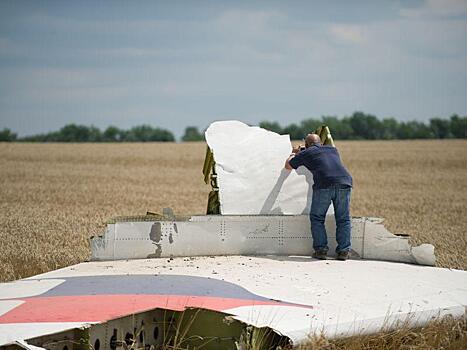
left=0, top=295, right=310, bottom=323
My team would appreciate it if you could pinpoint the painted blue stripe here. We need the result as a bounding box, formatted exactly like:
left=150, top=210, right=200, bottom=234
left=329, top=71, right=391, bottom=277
left=37, top=275, right=272, bottom=301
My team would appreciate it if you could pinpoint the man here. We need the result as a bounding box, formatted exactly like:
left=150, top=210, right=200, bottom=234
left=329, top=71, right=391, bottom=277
left=285, top=133, right=353, bottom=261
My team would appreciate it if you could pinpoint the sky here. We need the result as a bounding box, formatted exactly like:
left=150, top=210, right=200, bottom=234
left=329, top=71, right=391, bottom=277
left=1, top=0, right=466, bottom=138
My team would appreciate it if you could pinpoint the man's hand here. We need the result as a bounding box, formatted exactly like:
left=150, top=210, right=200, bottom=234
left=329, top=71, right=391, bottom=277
left=292, top=145, right=302, bottom=154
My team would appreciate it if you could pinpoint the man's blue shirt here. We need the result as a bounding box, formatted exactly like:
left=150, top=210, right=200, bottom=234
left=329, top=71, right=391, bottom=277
left=289, top=144, right=353, bottom=189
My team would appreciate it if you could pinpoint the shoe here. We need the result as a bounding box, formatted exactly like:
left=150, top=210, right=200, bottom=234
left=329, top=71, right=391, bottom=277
left=336, top=251, right=349, bottom=261
left=312, top=250, right=327, bottom=260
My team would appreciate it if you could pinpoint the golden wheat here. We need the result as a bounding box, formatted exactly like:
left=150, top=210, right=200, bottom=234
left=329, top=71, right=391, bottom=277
left=300, top=316, right=466, bottom=350
left=0, top=140, right=466, bottom=282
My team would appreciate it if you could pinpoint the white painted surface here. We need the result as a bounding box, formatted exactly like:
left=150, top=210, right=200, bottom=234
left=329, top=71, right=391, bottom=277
left=0, top=300, right=23, bottom=317
left=205, top=121, right=333, bottom=215
left=24, top=257, right=467, bottom=343
left=411, top=244, right=436, bottom=266
left=0, top=279, right=64, bottom=300
left=0, top=323, right=90, bottom=347
left=91, top=215, right=435, bottom=265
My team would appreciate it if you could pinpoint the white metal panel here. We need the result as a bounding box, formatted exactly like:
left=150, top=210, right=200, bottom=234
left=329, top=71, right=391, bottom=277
left=205, top=121, right=335, bottom=215
left=17, top=257, right=467, bottom=343
left=0, top=300, right=23, bottom=317
left=0, top=280, right=64, bottom=300
left=115, top=221, right=155, bottom=259
left=0, top=323, right=90, bottom=347
left=361, top=218, right=436, bottom=264
left=91, top=215, right=434, bottom=265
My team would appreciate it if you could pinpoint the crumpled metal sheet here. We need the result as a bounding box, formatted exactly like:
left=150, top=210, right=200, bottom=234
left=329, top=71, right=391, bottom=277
left=205, top=120, right=331, bottom=215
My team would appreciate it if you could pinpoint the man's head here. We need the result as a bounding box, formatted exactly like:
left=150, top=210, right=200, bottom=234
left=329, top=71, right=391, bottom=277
left=305, top=133, right=321, bottom=148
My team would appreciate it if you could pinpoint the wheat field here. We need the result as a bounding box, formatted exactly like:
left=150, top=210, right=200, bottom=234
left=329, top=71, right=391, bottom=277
left=0, top=140, right=466, bottom=282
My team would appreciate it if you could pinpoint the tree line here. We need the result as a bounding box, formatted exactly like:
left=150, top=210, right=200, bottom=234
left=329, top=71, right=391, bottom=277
left=185, top=112, right=466, bottom=141
left=259, top=112, right=467, bottom=140
left=1, top=112, right=466, bottom=142
left=0, top=124, right=175, bottom=142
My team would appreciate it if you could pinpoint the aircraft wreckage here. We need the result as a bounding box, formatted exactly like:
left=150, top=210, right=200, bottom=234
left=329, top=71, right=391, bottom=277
left=1, top=121, right=466, bottom=349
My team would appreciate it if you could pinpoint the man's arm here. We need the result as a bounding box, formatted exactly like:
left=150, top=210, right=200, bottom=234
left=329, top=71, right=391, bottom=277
left=284, top=145, right=302, bottom=170
left=285, top=154, right=295, bottom=170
